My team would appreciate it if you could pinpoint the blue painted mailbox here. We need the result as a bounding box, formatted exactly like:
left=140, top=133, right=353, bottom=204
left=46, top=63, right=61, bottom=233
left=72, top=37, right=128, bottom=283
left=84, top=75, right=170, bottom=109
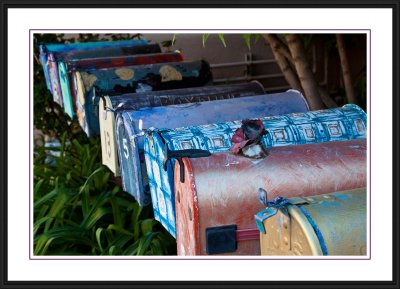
left=144, top=104, right=366, bottom=237
left=75, top=60, right=213, bottom=136
left=99, top=81, right=266, bottom=176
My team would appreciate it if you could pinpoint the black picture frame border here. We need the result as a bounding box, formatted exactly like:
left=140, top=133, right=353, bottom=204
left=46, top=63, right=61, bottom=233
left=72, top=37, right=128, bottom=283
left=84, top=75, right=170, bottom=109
left=1, top=1, right=399, bottom=288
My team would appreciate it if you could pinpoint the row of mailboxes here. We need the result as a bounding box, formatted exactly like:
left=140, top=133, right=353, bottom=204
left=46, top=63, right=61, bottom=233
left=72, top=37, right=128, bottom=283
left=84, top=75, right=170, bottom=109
left=39, top=38, right=368, bottom=256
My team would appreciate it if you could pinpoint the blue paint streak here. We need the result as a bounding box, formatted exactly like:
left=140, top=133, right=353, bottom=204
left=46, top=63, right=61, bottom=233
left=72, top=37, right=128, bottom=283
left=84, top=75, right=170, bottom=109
left=298, top=205, right=329, bottom=256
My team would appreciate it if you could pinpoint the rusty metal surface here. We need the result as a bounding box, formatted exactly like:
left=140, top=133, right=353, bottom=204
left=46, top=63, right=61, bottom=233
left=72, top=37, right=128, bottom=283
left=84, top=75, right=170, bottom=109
left=174, top=139, right=366, bottom=255
left=258, top=188, right=367, bottom=256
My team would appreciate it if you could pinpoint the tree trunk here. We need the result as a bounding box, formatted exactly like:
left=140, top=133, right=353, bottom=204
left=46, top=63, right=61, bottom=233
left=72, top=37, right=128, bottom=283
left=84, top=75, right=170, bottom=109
left=285, top=34, right=324, bottom=110
left=336, top=34, right=357, bottom=104
left=263, top=34, right=303, bottom=92
left=318, top=86, right=338, bottom=108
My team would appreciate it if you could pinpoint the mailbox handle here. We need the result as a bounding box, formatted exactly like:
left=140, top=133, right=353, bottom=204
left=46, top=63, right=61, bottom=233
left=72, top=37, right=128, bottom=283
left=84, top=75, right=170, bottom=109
left=162, top=144, right=211, bottom=183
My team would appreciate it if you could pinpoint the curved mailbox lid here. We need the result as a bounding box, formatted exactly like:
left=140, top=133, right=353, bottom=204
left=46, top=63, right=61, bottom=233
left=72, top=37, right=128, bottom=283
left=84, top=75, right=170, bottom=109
left=39, top=39, right=148, bottom=93
left=60, top=52, right=183, bottom=119
left=256, top=188, right=366, bottom=256
left=75, top=60, right=213, bottom=136
left=150, top=104, right=366, bottom=237
left=63, top=52, right=183, bottom=73
left=41, top=39, right=148, bottom=53
left=174, top=139, right=367, bottom=255
left=100, top=81, right=265, bottom=176
left=117, top=91, right=307, bottom=207
left=53, top=43, right=161, bottom=62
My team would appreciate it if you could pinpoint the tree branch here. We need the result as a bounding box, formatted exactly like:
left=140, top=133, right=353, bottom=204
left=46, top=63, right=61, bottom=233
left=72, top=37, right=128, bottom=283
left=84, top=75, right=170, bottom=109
left=263, top=34, right=294, bottom=64
left=262, top=35, right=303, bottom=93
left=285, top=34, right=324, bottom=110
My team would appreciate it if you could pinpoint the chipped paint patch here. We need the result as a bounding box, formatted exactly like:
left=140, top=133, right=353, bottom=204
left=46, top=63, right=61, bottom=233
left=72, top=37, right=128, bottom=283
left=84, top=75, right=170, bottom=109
left=159, top=65, right=183, bottom=82
left=115, top=68, right=135, bottom=80
left=79, top=71, right=97, bottom=92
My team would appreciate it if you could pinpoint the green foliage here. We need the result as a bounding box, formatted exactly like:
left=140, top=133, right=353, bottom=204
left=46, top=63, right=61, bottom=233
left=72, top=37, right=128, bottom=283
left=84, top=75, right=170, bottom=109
left=242, top=34, right=262, bottom=49
left=202, top=34, right=210, bottom=48
left=34, top=133, right=176, bottom=255
left=217, top=34, right=227, bottom=48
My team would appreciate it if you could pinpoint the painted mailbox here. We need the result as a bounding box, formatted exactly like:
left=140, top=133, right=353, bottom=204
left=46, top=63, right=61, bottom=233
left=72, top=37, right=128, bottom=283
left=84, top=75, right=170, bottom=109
left=174, top=140, right=366, bottom=255
left=145, top=104, right=367, bottom=237
left=39, top=38, right=148, bottom=93
left=75, top=60, right=213, bottom=136
left=48, top=43, right=162, bottom=117
left=99, top=81, right=265, bottom=176
left=59, top=50, right=183, bottom=118
left=44, top=42, right=159, bottom=113
left=255, top=187, right=366, bottom=256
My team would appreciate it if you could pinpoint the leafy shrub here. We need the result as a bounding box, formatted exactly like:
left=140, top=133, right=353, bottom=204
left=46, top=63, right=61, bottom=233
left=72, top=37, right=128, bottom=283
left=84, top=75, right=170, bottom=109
left=33, top=134, right=176, bottom=256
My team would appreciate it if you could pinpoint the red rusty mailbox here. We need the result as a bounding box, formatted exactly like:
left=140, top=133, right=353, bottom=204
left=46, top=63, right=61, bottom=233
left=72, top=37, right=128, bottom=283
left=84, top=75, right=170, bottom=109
left=174, top=139, right=366, bottom=255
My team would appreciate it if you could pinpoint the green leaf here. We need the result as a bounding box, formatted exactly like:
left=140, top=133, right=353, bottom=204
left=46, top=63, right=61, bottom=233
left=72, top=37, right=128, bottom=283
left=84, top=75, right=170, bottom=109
left=80, top=206, right=112, bottom=230
left=34, top=225, right=95, bottom=255
left=33, top=216, right=52, bottom=235
left=34, top=188, right=58, bottom=208
left=136, top=232, right=158, bottom=255
left=34, top=179, right=45, bottom=196
left=110, top=198, right=122, bottom=227
left=122, top=240, right=140, bottom=255
left=172, top=34, right=177, bottom=46
left=218, top=34, right=227, bottom=48
left=253, top=34, right=261, bottom=44
left=107, top=224, right=134, bottom=236
left=242, top=34, right=252, bottom=49
left=96, top=228, right=106, bottom=252
left=44, top=190, right=70, bottom=232
left=202, top=34, right=210, bottom=48
left=150, top=238, right=164, bottom=255
left=141, top=219, right=156, bottom=235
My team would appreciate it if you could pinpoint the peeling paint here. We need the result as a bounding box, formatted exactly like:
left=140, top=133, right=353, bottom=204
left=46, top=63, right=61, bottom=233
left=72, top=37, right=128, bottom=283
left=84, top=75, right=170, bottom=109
left=159, top=65, right=183, bottom=82
left=115, top=67, right=135, bottom=80
left=80, top=71, right=97, bottom=92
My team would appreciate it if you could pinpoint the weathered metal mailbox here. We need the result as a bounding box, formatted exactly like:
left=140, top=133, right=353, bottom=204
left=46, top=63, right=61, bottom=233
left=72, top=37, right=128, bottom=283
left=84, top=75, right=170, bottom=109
left=145, top=104, right=366, bottom=237
left=99, top=81, right=265, bottom=176
left=117, top=90, right=309, bottom=208
left=255, top=187, right=367, bottom=256
left=45, top=43, right=160, bottom=114
left=48, top=43, right=163, bottom=117
left=174, top=140, right=366, bottom=255
left=58, top=50, right=182, bottom=118
left=75, top=60, right=213, bottom=136
left=39, top=39, right=148, bottom=97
